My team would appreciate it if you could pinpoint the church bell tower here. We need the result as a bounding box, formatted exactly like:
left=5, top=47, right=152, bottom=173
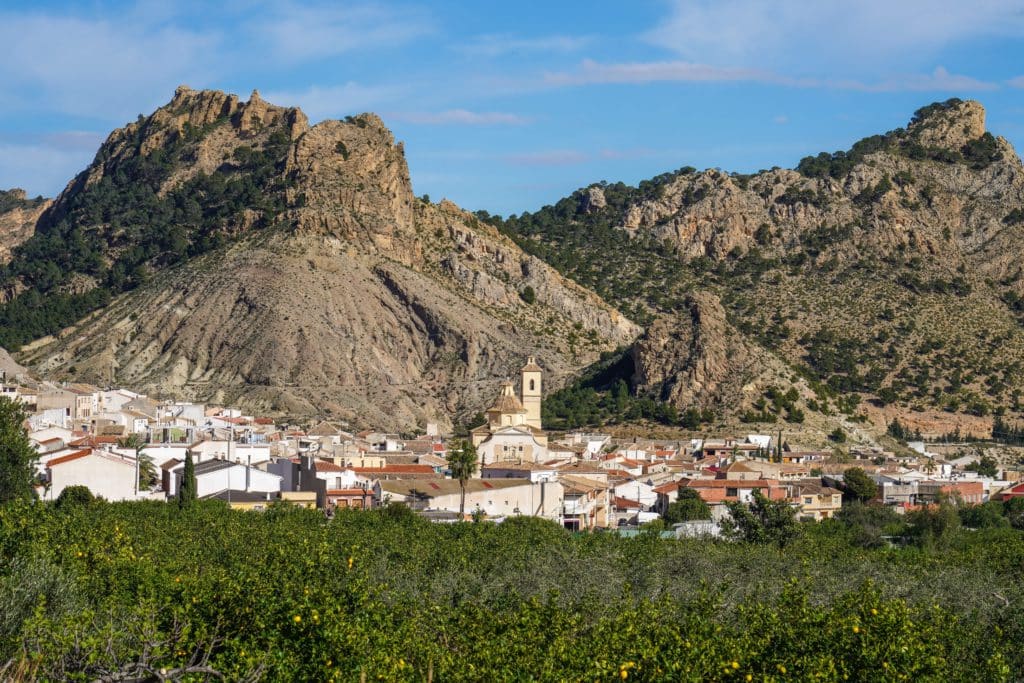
left=520, top=356, right=543, bottom=430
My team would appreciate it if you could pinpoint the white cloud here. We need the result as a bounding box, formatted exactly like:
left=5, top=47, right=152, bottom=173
left=389, top=110, right=530, bottom=126
left=262, top=83, right=402, bottom=122
left=646, top=0, right=1024, bottom=73
left=1009, top=75, right=1024, bottom=88
left=249, top=3, right=433, bottom=63
left=544, top=59, right=801, bottom=87
left=545, top=60, right=996, bottom=92
left=0, top=10, right=219, bottom=120
left=458, top=34, right=591, bottom=58
left=0, top=133, right=105, bottom=198
left=848, top=66, right=998, bottom=92
left=773, top=115, right=789, bottom=125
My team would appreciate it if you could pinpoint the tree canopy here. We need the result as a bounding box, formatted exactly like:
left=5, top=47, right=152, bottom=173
left=0, top=397, right=37, bottom=502
left=842, top=467, right=879, bottom=502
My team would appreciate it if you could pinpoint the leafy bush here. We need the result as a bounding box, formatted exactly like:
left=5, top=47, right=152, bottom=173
left=0, top=500, right=1022, bottom=679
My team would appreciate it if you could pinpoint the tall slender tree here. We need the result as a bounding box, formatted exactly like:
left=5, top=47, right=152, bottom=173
left=0, top=397, right=37, bottom=502
left=118, top=433, right=154, bottom=494
left=178, top=449, right=197, bottom=508
left=447, top=439, right=478, bottom=518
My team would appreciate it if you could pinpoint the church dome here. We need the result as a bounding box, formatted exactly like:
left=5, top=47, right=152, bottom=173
left=487, top=381, right=526, bottom=414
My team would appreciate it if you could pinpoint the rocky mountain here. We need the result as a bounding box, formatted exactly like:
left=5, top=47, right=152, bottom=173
left=8, top=87, right=636, bottom=429
left=7, top=92, right=1024, bottom=440
left=496, top=99, right=1024, bottom=439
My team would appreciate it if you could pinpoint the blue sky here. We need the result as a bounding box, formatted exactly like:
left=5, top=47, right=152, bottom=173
left=1, top=1, right=1023, bottom=215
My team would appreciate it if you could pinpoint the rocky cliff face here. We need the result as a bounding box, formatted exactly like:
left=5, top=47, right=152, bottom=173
left=500, top=99, right=1024, bottom=434
left=15, top=87, right=637, bottom=428
left=617, top=100, right=1022, bottom=264
left=0, top=189, right=49, bottom=265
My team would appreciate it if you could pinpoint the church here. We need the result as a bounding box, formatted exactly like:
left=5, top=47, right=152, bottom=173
left=471, top=357, right=549, bottom=467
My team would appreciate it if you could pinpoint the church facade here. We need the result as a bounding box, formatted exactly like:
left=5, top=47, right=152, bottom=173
left=472, top=357, right=549, bottom=468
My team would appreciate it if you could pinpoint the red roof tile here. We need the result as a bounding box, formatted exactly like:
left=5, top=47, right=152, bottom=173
left=46, top=449, right=93, bottom=467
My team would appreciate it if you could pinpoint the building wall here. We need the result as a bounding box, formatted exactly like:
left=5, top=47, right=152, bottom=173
left=193, top=466, right=281, bottom=498
left=478, top=430, right=548, bottom=467
left=48, top=454, right=138, bottom=502
left=522, top=369, right=542, bottom=430
left=396, top=481, right=564, bottom=519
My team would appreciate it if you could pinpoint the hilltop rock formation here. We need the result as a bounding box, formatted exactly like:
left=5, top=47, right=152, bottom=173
left=14, top=88, right=637, bottom=428
left=630, top=292, right=793, bottom=414
left=0, top=189, right=49, bottom=265
left=631, top=292, right=744, bottom=408
left=500, top=98, right=1024, bottom=431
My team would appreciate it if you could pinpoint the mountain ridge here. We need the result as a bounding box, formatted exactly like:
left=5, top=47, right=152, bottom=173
left=5, top=86, right=637, bottom=429
left=491, top=98, right=1024, bottom=440
left=4, top=93, right=1024, bottom=440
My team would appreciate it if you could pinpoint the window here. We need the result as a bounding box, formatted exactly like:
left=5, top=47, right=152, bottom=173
left=726, top=488, right=738, bottom=497
left=529, top=379, right=535, bottom=391
left=804, top=497, right=814, bottom=505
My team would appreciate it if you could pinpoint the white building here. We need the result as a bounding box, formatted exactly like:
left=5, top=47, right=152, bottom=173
left=175, top=459, right=282, bottom=499
left=379, top=478, right=563, bottom=520
left=43, top=449, right=140, bottom=502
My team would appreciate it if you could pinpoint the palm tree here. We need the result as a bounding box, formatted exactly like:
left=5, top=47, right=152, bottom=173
left=118, top=433, right=155, bottom=494
left=447, top=439, right=478, bottom=518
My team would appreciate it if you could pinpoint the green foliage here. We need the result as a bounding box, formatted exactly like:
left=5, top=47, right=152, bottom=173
left=0, top=501, right=1023, bottom=679
left=796, top=134, right=892, bottom=179
left=55, top=486, right=95, bottom=509
left=906, top=499, right=962, bottom=548
left=842, top=468, right=879, bottom=502
left=775, top=186, right=825, bottom=207
left=835, top=501, right=903, bottom=548
left=966, top=455, right=998, bottom=478
left=962, top=132, right=1003, bottom=169
left=854, top=175, right=893, bottom=206
left=909, top=98, right=964, bottom=126
left=0, top=398, right=37, bottom=503
left=0, top=190, right=45, bottom=214
left=446, top=440, right=478, bottom=516
left=178, top=451, right=197, bottom=508
left=484, top=176, right=694, bottom=324
left=1004, top=208, right=1024, bottom=225
left=992, top=415, right=1024, bottom=446
left=663, top=489, right=711, bottom=524
left=887, top=417, right=921, bottom=441
left=829, top=427, right=847, bottom=443
left=723, top=491, right=801, bottom=548
left=959, top=501, right=1009, bottom=530
left=541, top=349, right=693, bottom=429
left=0, top=121, right=295, bottom=349
left=518, top=285, right=536, bottom=304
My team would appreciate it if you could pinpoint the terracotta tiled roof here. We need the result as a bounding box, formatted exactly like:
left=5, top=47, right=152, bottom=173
left=351, top=465, right=437, bottom=475
left=46, top=449, right=93, bottom=467
left=685, top=478, right=781, bottom=488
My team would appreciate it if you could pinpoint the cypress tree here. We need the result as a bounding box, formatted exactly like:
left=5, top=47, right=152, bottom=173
left=178, top=449, right=197, bottom=508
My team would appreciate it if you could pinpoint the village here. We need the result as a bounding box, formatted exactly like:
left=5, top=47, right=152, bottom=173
left=10, top=355, right=1023, bottom=533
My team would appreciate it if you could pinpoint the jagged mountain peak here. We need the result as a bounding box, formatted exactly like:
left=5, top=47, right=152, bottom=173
left=906, top=98, right=986, bottom=150
left=7, top=86, right=637, bottom=428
